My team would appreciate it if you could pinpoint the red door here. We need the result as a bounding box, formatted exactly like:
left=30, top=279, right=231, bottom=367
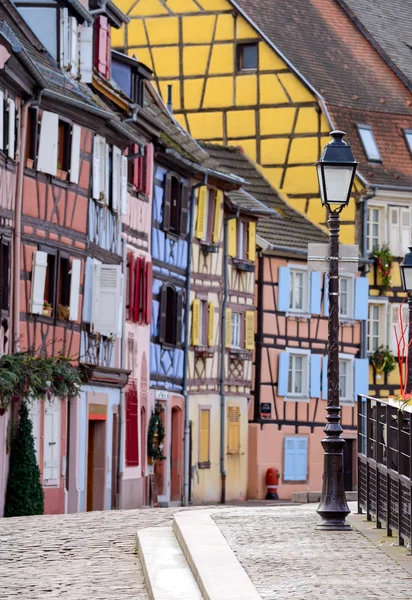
left=170, top=407, right=182, bottom=502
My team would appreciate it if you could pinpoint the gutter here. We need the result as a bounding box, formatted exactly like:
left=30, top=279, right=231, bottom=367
left=182, top=177, right=206, bottom=506
left=163, top=149, right=244, bottom=186
left=67, top=0, right=93, bottom=24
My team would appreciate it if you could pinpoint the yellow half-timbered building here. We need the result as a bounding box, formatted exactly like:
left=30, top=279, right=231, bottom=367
left=111, top=0, right=358, bottom=245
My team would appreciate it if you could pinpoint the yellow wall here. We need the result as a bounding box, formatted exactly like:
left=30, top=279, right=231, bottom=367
left=113, top=0, right=357, bottom=243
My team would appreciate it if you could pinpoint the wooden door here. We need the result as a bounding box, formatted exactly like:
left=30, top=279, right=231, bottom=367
left=87, top=420, right=95, bottom=511
left=170, top=407, right=182, bottom=502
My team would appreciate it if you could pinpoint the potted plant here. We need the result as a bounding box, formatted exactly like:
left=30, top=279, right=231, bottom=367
left=369, top=345, right=395, bottom=380
left=372, top=245, right=393, bottom=292
left=57, top=304, right=70, bottom=320
left=42, top=300, right=52, bottom=317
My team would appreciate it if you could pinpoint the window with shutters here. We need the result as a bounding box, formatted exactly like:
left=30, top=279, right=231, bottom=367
left=126, top=254, right=152, bottom=325
left=289, top=269, right=309, bottom=313
left=366, top=207, right=383, bottom=253
left=389, top=206, right=412, bottom=257
left=205, top=189, right=217, bottom=243
left=339, top=356, right=354, bottom=403
left=125, top=383, right=139, bottom=467
left=2, top=96, right=16, bottom=160
left=198, top=407, right=211, bottom=467
left=127, top=144, right=143, bottom=191
left=159, top=284, right=182, bottom=346
left=287, top=352, right=309, bottom=397
left=227, top=406, right=240, bottom=455
left=230, top=312, right=241, bottom=348
left=237, top=221, right=247, bottom=260
left=163, top=172, right=189, bottom=237
left=35, top=251, right=79, bottom=321
left=0, top=240, right=10, bottom=315
left=367, top=303, right=387, bottom=353
left=284, top=437, right=308, bottom=481
left=26, top=107, right=39, bottom=166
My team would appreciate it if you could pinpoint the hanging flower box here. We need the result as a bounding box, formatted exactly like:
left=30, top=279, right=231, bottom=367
left=195, top=346, right=215, bottom=358
left=200, top=243, right=218, bottom=254
left=233, top=258, right=254, bottom=272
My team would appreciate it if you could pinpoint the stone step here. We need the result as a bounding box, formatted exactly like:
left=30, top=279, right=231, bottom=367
left=173, top=512, right=261, bottom=600
left=291, top=490, right=358, bottom=503
left=136, top=526, right=203, bottom=600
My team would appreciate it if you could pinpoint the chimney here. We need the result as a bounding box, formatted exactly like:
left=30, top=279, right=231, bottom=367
left=167, top=84, right=173, bottom=116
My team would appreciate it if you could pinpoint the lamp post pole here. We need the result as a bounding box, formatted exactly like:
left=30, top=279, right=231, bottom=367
left=316, top=208, right=351, bottom=530
left=315, top=130, right=358, bottom=531
left=408, top=293, right=412, bottom=394
left=400, top=247, right=412, bottom=394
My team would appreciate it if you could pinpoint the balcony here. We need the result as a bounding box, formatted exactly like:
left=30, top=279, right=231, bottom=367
left=358, top=395, right=412, bottom=547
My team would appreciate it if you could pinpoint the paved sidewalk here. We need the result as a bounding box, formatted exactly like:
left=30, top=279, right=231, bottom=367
left=1, top=502, right=412, bottom=599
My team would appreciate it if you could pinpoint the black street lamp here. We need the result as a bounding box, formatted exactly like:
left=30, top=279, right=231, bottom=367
left=316, top=130, right=358, bottom=531
left=400, top=246, right=412, bottom=392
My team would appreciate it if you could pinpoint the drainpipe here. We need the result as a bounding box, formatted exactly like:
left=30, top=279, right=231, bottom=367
left=220, top=210, right=238, bottom=504
left=167, top=85, right=173, bottom=116
left=13, top=92, right=43, bottom=351
left=182, top=177, right=206, bottom=507
left=116, top=235, right=127, bottom=509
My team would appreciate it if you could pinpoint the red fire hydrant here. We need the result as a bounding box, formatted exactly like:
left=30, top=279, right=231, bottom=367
left=265, top=468, right=280, bottom=500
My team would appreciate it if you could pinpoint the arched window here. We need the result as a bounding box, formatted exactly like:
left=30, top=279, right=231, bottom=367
left=158, top=284, right=183, bottom=346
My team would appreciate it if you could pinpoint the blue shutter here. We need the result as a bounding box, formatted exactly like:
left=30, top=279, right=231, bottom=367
left=324, top=275, right=329, bottom=317
left=310, top=354, right=321, bottom=398
left=284, top=437, right=308, bottom=481
left=278, top=267, right=291, bottom=312
left=284, top=437, right=296, bottom=480
left=354, top=277, right=369, bottom=321
left=322, top=355, right=328, bottom=400
left=354, top=358, right=369, bottom=401
left=310, top=272, right=321, bottom=314
left=295, top=437, right=308, bottom=480
left=277, top=352, right=290, bottom=397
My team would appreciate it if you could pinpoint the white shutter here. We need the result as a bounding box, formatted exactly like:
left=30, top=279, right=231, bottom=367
left=69, top=16, right=78, bottom=76
left=92, top=264, right=121, bottom=337
left=69, top=124, right=81, bottom=183
left=389, top=207, right=399, bottom=256
left=69, top=259, right=81, bottom=321
left=401, top=208, right=411, bottom=256
left=112, top=145, right=121, bottom=212
left=30, top=251, right=48, bottom=314
left=0, top=89, right=4, bottom=151
left=121, top=155, right=128, bottom=215
left=60, top=7, right=69, bottom=67
left=28, top=401, right=40, bottom=465
left=92, top=135, right=101, bottom=199
left=79, top=25, right=93, bottom=83
left=43, top=399, right=61, bottom=484
left=117, top=273, right=124, bottom=338
left=7, top=98, right=15, bottom=159
left=37, top=111, right=58, bottom=176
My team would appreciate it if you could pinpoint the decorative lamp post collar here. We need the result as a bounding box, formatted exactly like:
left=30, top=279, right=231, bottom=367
left=316, top=130, right=358, bottom=211
left=400, top=246, right=412, bottom=293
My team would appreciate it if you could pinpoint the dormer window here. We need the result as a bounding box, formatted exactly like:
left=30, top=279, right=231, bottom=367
left=357, top=124, right=381, bottom=162
left=111, top=51, right=152, bottom=106
left=403, top=129, right=412, bottom=157
left=16, top=0, right=59, bottom=60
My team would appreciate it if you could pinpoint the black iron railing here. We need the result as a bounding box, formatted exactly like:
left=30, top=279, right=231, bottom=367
left=358, top=394, right=412, bottom=546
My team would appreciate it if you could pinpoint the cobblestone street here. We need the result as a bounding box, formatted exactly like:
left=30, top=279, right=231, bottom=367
left=1, top=503, right=412, bottom=599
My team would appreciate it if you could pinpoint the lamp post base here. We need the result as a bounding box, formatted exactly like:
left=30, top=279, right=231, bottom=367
left=316, top=433, right=352, bottom=531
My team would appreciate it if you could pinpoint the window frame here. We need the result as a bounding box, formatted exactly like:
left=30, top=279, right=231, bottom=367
left=367, top=300, right=388, bottom=354
left=389, top=302, right=409, bottom=356
left=356, top=124, right=382, bottom=163
left=339, top=354, right=354, bottom=404
left=236, top=42, right=258, bottom=72
left=16, top=2, right=60, bottom=61
left=403, top=129, right=412, bottom=158
left=289, top=267, right=309, bottom=314
left=286, top=348, right=310, bottom=401
left=159, top=283, right=183, bottom=348
left=366, top=206, right=384, bottom=253
left=339, top=274, right=354, bottom=321
left=230, top=311, right=241, bottom=348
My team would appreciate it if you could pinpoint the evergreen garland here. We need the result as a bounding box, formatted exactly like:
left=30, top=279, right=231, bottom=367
left=147, top=412, right=166, bottom=461
left=4, top=401, right=44, bottom=517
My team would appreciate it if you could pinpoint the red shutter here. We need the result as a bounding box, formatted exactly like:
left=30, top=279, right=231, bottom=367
left=132, top=144, right=139, bottom=188
left=127, top=253, right=134, bottom=322
left=144, top=143, right=154, bottom=196
left=95, top=16, right=108, bottom=76
left=133, top=257, right=142, bottom=323
left=105, top=23, right=111, bottom=80
left=137, top=156, right=143, bottom=192
left=125, top=382, right=139, bottom=467
left=145, top=261, right=153, bottom=325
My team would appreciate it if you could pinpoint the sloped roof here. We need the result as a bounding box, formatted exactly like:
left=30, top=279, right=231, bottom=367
left=226, top=189, right=275, bottom=216
left=338, top=0, right=412, bottom=90
left=201, top=143, right=328, bottom=250
left=233, top=0, right=412, bottom=188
